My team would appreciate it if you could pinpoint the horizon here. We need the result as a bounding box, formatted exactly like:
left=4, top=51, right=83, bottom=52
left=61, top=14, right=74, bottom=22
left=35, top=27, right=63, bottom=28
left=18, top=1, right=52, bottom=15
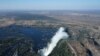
left=0, top=0, right=100, bottom=11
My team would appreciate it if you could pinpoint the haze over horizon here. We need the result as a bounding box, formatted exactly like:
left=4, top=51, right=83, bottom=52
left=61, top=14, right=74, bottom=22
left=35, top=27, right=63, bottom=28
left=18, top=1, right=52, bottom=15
left=0, top=0, right=100, bottom=11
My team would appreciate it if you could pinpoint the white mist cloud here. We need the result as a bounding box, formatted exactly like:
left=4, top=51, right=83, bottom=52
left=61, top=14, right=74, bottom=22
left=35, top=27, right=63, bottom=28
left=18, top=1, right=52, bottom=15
left=39, top=27, right=69, bottom=56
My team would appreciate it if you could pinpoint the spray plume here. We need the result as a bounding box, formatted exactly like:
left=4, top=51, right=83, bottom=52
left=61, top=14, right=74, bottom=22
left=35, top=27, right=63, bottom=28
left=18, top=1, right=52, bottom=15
left=39, top=27, right=69, bottom=56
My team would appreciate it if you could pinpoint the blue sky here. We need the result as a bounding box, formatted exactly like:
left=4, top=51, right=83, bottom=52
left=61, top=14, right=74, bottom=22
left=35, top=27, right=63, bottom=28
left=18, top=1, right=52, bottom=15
left=0, top=0, right=100, bottom=10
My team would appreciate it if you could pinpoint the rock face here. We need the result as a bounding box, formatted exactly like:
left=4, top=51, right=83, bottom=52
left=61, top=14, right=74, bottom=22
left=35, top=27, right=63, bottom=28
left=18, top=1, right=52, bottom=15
left=64, top=25, right=100, bottom=56
left=68, top=39, right=100, bottom=56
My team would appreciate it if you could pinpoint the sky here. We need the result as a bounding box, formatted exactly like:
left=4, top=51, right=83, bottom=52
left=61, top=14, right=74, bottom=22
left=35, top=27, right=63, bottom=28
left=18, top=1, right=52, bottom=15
left=0, top=0, right=100, bottom=10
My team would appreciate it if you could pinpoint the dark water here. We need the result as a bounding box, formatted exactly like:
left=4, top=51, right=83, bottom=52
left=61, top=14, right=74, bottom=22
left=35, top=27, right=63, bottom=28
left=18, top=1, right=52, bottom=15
left=0, top=25, right=57, bottom=51
left=18, top=26, right=57, bottom=51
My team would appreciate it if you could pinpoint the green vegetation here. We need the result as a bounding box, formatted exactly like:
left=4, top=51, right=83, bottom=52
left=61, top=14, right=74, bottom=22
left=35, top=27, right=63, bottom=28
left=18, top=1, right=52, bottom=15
left=0, top=37, right=35, bottom=56
left=49, top=40, right=74, bottom=56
